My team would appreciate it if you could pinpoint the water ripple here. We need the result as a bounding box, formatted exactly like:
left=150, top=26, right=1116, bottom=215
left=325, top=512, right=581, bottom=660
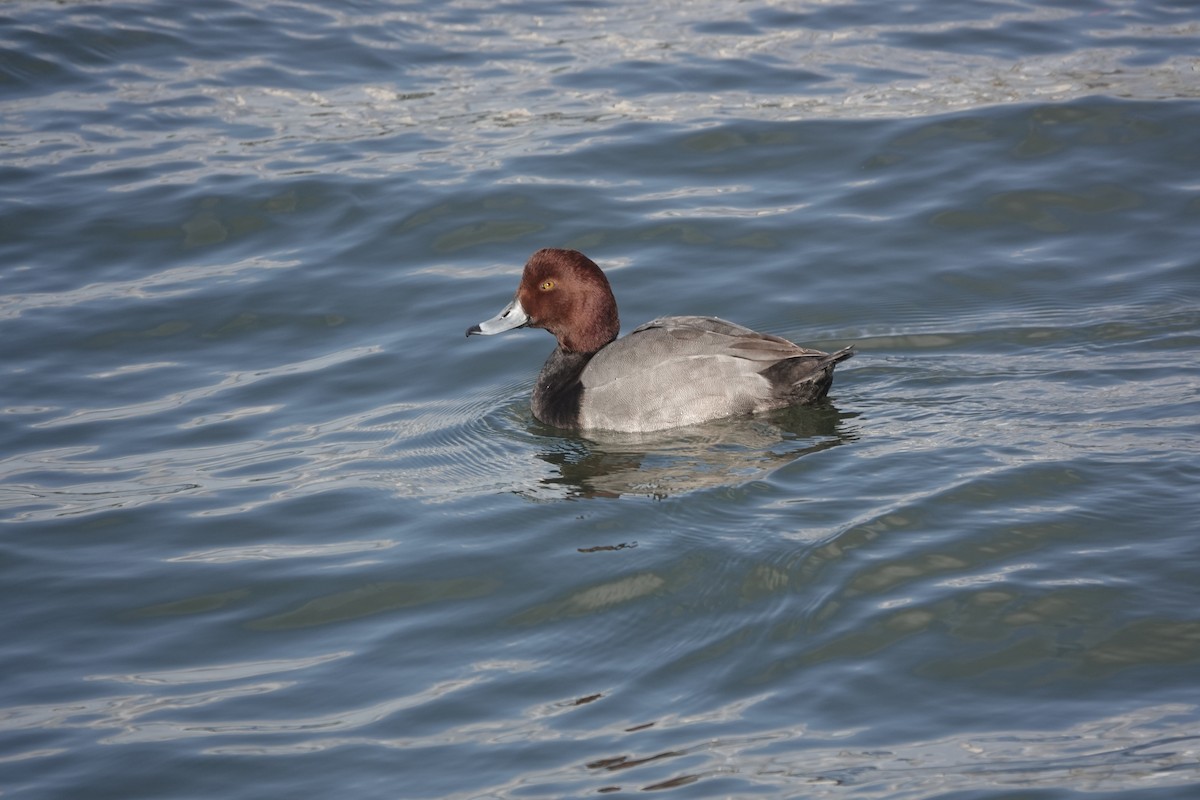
left=0, top=256, right=300, bottom=322
left=4, top=0, right=1199, bottom=183
left=34, top=345, right=379, bottom=429
left=86, top=652, right=353, bottom=686
left=1, top=671, right=1193, bottom=797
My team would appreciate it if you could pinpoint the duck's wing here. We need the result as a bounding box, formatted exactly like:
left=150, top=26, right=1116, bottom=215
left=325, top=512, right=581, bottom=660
left=627, top=315, right=830, bottom=358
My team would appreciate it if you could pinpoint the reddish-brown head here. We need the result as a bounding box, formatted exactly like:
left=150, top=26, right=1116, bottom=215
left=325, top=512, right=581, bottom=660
left=516, top=249, right=620, bottom=353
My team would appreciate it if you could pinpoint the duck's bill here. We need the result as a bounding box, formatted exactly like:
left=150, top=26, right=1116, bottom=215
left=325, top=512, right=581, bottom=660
left=466, top=297, right=530, bottom=337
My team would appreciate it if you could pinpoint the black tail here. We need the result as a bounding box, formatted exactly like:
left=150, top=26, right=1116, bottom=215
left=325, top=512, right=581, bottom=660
left=762, top=344, right=856, bottom=405
left=822, top=345, right=856, bottom=367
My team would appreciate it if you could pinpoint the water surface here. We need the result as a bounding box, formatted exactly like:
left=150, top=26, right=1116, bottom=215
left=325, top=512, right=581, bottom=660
left=3, top=1, right=1200, bottom=797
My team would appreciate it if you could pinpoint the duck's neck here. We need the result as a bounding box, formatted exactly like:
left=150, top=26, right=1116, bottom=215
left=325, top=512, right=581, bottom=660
left=532, top=346, right=593, bottom=429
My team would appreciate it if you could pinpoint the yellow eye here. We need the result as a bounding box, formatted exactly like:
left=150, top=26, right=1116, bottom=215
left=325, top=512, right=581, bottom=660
left=539, top=279, right=555, bottom=291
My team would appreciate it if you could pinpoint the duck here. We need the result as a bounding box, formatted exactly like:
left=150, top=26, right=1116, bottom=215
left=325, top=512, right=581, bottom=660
left=466, top=248, right=854, bottom=432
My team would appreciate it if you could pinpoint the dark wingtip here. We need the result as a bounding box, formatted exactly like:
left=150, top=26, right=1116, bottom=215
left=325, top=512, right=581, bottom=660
left=466, top=324, right=481, bottom=338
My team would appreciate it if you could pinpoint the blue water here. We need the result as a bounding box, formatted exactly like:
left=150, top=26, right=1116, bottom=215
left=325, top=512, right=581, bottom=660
left=3, top=1, right=1200, bottom=797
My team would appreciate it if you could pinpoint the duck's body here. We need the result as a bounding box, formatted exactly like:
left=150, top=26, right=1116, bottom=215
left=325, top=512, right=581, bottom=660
left=467, top=249, right=854, bottom=433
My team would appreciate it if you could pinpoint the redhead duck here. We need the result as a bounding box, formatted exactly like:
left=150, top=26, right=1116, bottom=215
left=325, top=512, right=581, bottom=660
left=466, top=248, right=854, bottom=432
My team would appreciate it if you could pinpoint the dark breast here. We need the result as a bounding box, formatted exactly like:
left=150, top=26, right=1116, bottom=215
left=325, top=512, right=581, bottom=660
left=531, top=347, right=591, bottom=429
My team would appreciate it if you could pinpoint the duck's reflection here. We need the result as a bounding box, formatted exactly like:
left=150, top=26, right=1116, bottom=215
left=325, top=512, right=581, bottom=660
left=528, top=403, right=859, bottom=500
